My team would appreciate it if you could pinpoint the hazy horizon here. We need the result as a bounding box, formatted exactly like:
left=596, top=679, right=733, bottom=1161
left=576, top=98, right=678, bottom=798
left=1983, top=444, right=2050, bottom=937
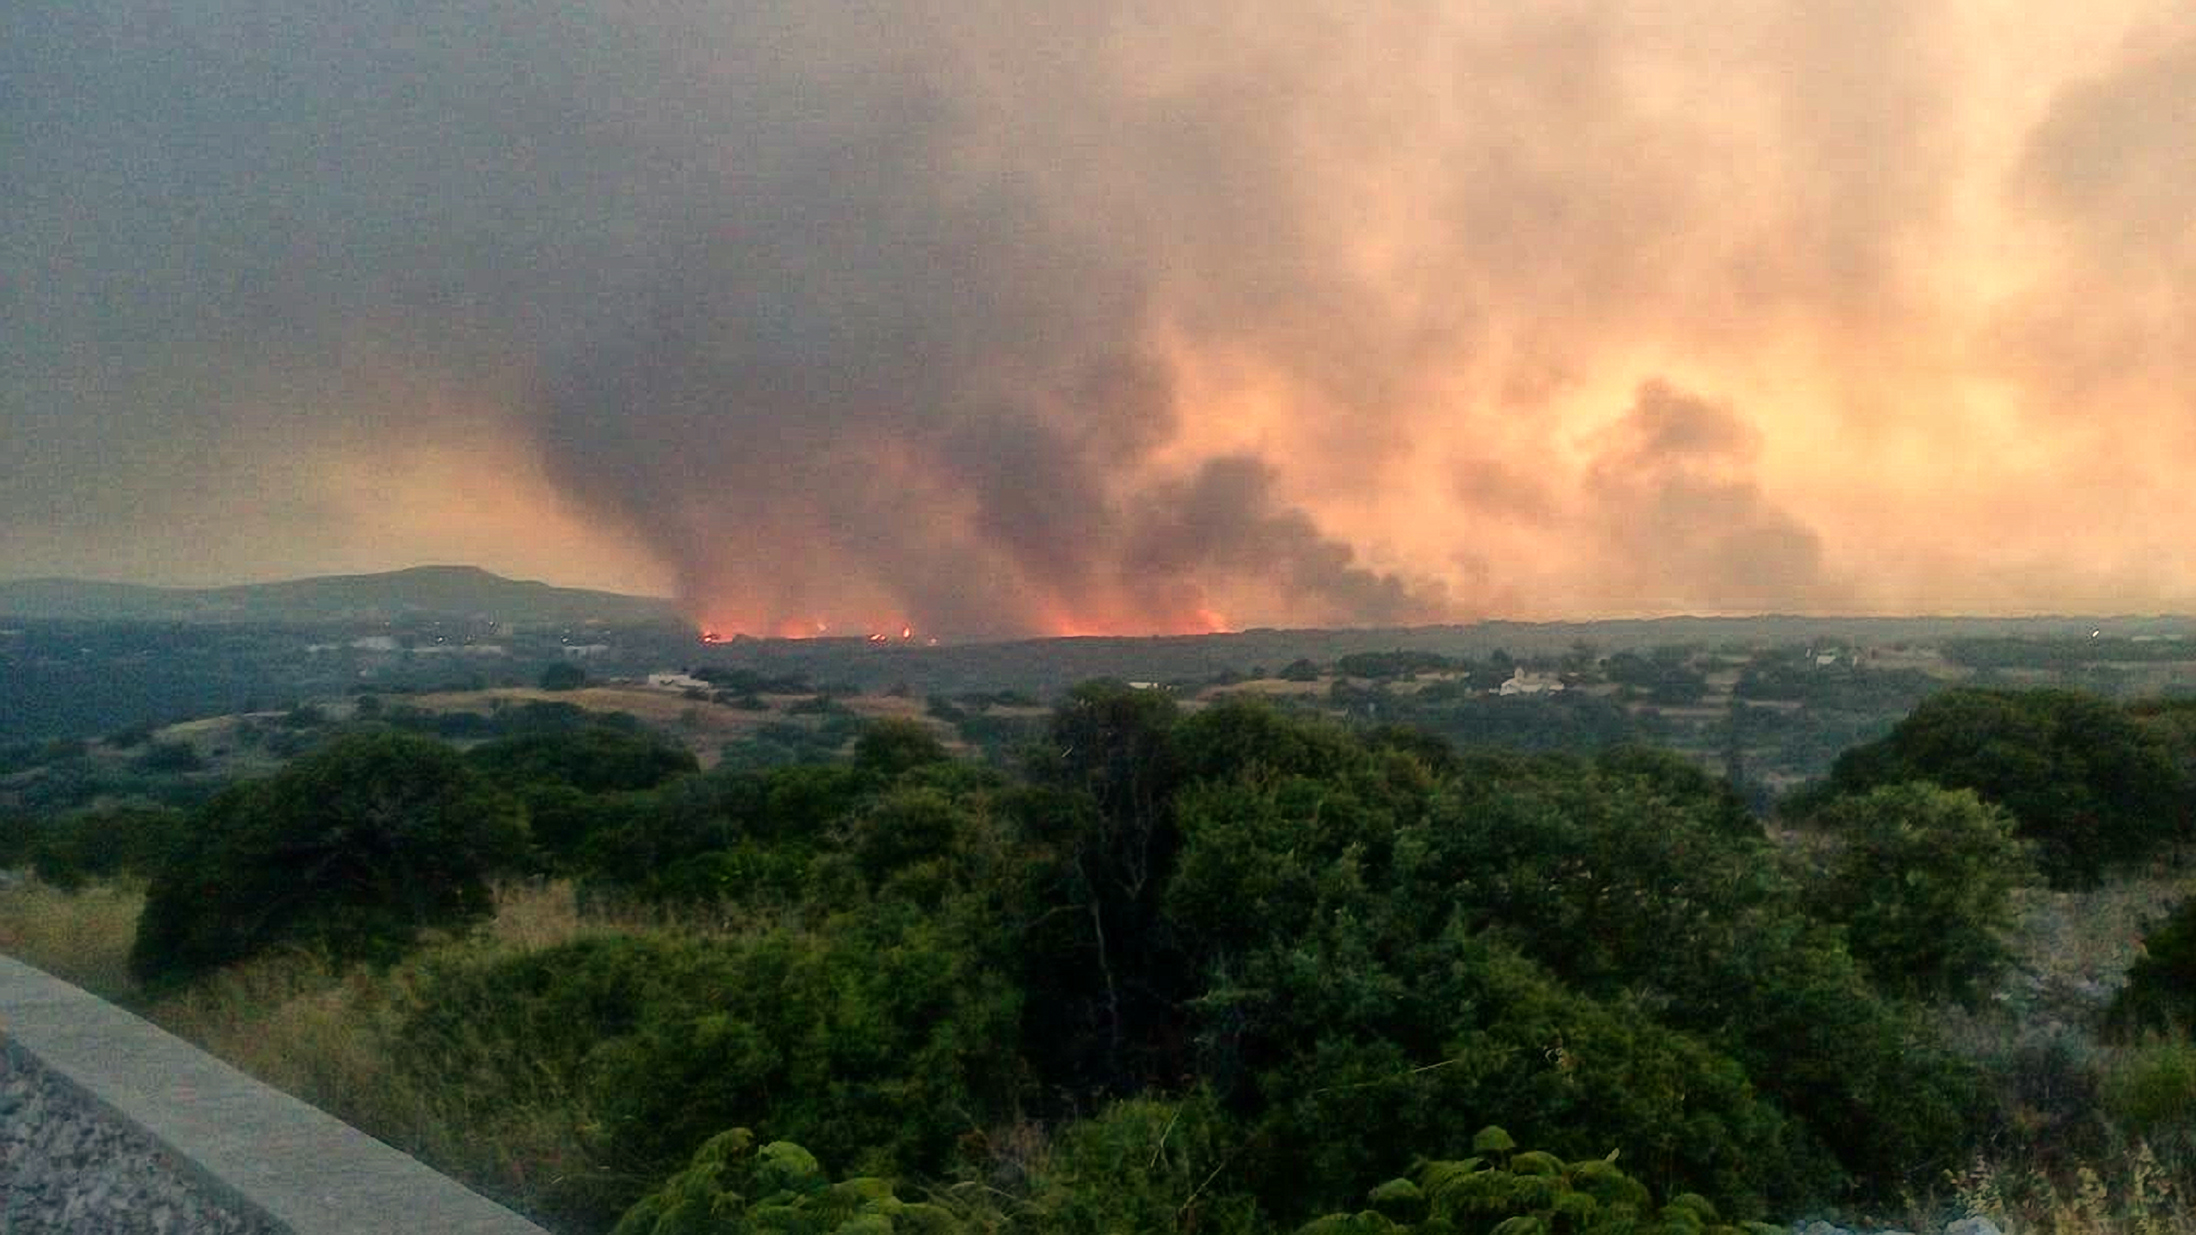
left=9, top=2, right=2195, bottom=638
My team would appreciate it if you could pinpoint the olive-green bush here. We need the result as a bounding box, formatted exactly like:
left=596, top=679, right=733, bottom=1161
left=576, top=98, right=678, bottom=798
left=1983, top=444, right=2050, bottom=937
left=129, top=731, right=525, bottom=983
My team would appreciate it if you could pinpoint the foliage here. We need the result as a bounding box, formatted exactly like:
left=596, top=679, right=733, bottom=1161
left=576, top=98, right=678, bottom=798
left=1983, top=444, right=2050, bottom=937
left=1297, top=1126, right=1784, bottom=1235
left=1824, top=688, right=2190, bottom=886
left=2100, top=1038, right=2196, bottom=1167
left=467, top=725, right=698, bottom=866
left=47, top=675, right=2148, bottom=1232
left=397, top=917, right=1026, bottom=1226
left=470, top=725, right=699, bottom=795
left=129, top=731, right=527, bottom=983
left=1946, top=636, right=2196, bottom=670
left=134, top=739, right=205, bottom=773
left=1336, top=651, right=1452, bottom=680
left=1804, top=783, right=2033, bottom=1002
left=1024, top=1092, right=1265, bottom=1234
left=1402, top=694, right=1651, bottom=755
left=2107, top=896, right=2196, bottom=1040
left=614, top=1130, right=970, bottom=1235
left=1016, top=681, right=1192, bottom=1096
left=1405, top=750, right=1978, bottom=1192
left=1604, top=651, right=1711, bottom=706
left=24, top=803, right=189, bottom=890
left=852, top=719, right=951, bottom=779
left=541, top=661, right=591, bottom=691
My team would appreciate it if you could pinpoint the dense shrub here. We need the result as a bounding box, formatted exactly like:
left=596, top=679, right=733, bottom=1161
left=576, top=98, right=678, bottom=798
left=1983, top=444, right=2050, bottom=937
left=2107, top=896, right=2196, bottom=1040
left=129, top=731, right=525, bottom=983
left=1164, top=717, right=1977, bottom=1200
left=133, top=740, right=203, bottom=773
left=613, top=1130, right=970, bottom=1235
left=25, top=804, right=188, bottom=890
left=113, top=682, right=2094, bottom=1230
left=398, top=919, right=1025, bottom=1227
left=2100, top=1038, right=2196, bottom=1167
left=466, top=725, right=698, bottom=867
left=1160, top=718, right=1843, bottom=1213
left=1299, top=1126, right=1784, bottom=1235
left=1823, top=689, right=2188, bottom=885
left=469, top=726, right=698, bottom=796
left=1805, top=783, right=2033, bottom=1002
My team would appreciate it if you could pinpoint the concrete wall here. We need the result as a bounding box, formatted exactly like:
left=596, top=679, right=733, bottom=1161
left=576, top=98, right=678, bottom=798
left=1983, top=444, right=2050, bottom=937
left=0, top=955, right=550, bottom=1234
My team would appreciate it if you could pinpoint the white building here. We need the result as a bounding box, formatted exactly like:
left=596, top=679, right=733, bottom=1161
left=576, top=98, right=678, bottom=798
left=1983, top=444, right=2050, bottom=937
left=1497, top=668, right=1566, bottom=696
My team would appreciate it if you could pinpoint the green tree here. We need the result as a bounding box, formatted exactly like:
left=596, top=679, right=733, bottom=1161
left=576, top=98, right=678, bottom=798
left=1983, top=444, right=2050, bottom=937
left=1805, top=783, right=2032, bottom=1003
left=469, top=725, right=698, bottom=795
left=1824, top=688, right=2187, bottom=885
left=852, top=718, right=951, bottom=779
left=540, top=661, right=589, bottom=691
left=130, top=731, right=526, bottom=983
left=2107, top=895, right=2196, bottom=1040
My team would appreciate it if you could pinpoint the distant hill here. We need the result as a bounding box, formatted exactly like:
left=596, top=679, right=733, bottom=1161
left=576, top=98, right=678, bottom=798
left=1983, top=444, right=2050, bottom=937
left=0, top=566, right=679, bottom=626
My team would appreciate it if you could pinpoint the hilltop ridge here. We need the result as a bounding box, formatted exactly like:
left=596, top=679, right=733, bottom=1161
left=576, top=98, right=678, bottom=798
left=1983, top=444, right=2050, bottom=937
left=0, top=566, right=679, bottom=627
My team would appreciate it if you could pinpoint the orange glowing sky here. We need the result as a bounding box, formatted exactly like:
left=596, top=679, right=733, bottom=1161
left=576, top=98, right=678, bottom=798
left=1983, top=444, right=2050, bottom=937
left=4, top=1, right=2194, bottom=636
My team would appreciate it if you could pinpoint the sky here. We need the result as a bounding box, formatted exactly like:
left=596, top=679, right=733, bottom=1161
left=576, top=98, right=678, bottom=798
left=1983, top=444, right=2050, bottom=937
left=5, top=1, right=2194, bottom=638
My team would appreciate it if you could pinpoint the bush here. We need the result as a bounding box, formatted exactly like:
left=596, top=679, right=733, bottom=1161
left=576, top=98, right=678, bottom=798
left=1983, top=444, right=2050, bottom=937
left=129, top=731, right=525, bottom=983
left=2102, top=1038, right=2196, bottom=1157
left=134, top=740, right=203, bottom=773
left=1163, top=721, right=1975, bottom=1202
left=614, top=1130, right=971, bottom=1235
left=1298, top=1126, right=1783, bottom=1235
left=2108, top=896, right=2196, bottom=1040
left=1823, top=689, right=2188, bottom=886
left=397, top=919, right=1025, bottom=1227
left=1805, top=783, right=2033, bottom=1002
left=469, top=726, right=698, bottom=795
left=27, top=804, right=188, bottom=890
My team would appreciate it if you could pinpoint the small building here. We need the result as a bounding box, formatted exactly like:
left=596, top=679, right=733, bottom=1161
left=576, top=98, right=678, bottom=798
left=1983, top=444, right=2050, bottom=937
left=1498, top=668, right=1566, bottom=697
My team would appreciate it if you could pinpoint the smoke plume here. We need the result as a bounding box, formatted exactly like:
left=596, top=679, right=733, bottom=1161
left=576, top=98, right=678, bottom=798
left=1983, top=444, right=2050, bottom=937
left=7, top=1, right=2196, bottom=630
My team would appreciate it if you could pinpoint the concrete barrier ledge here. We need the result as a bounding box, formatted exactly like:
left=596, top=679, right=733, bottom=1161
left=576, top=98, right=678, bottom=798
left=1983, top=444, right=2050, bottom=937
left=0, top=954, right=550, bottom=1234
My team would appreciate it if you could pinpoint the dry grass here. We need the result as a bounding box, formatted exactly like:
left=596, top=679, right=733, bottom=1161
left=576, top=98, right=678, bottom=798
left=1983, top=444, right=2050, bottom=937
left=0, top=875, right=696, bottom=1229
left=1917, top=870, right=2196, bottom=1235
left=2009, top=875, right=2189, bottom=1007
left=136, top=879, right=675, bottom=1229
left=1952, top=1142, right=2196, bottom=1235
left=142, top=943, right=601, bottom=1227
left=0, top=877, right=144, bottom=1000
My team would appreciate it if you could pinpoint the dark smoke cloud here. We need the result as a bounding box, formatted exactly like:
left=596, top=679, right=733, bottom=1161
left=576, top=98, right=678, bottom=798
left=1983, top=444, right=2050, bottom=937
left=1124, top=457, right=1448, bottom=629
left=1582, top=382, right=1832, bottom=613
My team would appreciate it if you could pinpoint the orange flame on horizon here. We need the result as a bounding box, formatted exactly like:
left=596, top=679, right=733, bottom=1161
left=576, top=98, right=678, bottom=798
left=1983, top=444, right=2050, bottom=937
left=694, top=601, right=1229, bottom=643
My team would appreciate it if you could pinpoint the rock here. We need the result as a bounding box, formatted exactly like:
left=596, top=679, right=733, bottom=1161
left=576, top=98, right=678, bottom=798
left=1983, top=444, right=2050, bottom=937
left=0, top=1047, right=278, bottom=1234
left=1946, top=1219, right=2004, bottom=1235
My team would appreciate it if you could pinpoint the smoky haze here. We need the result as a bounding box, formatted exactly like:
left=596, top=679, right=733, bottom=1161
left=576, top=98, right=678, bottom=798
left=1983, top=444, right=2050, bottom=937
left=6, top=2, right=2195, bottom=634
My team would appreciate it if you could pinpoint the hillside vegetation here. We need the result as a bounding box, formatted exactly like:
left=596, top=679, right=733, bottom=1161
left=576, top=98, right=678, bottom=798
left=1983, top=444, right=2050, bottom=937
left=4, top=684, right=2196, bottom=1234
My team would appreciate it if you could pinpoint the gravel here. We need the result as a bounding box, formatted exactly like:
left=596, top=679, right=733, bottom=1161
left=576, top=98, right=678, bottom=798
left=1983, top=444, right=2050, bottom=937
left=0, top=1043, right=280, bottom=1235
